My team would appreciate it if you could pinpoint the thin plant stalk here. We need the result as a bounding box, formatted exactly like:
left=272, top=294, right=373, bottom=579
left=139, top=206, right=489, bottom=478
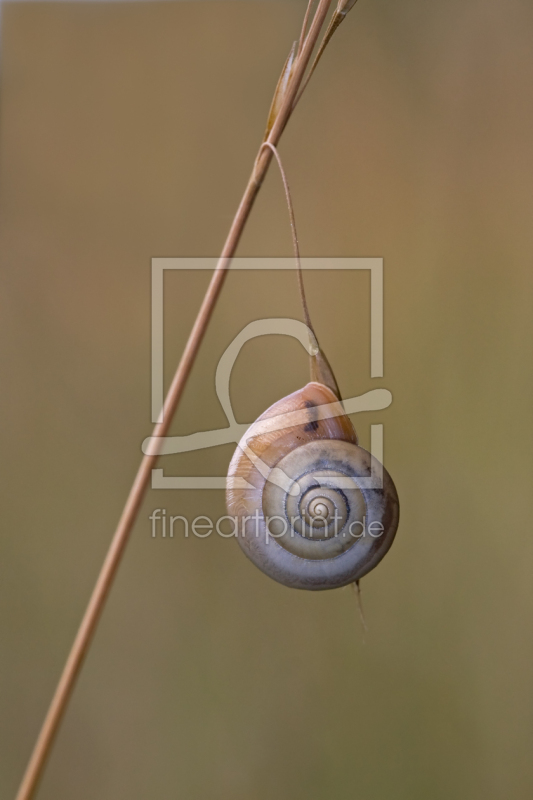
left=260, top=142, right=312, bottom=335
left=297, top=0, right=315, bottom=58
left=294, top=0, right=360, bottom=109
left=14, top=2, right=343, bottom=798
left=259, top=141, right=339, bottom=398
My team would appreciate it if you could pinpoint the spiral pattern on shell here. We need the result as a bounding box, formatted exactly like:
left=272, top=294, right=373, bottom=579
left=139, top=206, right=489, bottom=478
left=226, top=382, right=399, bottom=590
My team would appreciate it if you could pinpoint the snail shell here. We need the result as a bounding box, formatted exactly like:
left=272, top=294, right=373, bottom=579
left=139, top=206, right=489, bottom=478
left=226, top=382, right=399, bottom=590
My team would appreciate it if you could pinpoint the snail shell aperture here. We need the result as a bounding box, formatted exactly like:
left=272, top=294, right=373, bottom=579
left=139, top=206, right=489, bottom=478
left=226, top=382, right=399, bottom=590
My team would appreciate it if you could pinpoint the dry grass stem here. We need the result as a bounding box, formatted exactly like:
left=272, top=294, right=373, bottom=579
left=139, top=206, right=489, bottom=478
left=12, top=1, right=367, bottom=797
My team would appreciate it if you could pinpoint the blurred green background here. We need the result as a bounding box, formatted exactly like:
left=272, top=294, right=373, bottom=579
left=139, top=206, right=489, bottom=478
left=1, top=1, right=532, bottom=798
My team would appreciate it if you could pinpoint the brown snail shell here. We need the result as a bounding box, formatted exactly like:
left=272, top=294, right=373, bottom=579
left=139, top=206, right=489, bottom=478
left=226, top=382, right=399, bottom=590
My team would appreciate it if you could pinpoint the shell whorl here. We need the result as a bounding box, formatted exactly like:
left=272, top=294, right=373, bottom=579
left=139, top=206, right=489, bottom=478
left=226, top=382, right=399, bottom=590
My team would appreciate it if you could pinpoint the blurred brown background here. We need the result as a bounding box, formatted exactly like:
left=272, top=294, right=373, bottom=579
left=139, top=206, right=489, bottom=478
left=1, top=1, right=532, bottom=798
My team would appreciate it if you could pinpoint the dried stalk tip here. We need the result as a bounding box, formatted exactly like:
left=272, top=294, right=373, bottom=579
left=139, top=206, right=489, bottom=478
left=310, top=348, right=341, bottom=399
left=317, top=0, right=360, bottom=59
left=297, top=0, right=316, bottom=58
left=263, top=41, right=298, bottom=142
left=292, top=0, right=359, bottom=111
left=337, top=0, right=359, bottom=14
